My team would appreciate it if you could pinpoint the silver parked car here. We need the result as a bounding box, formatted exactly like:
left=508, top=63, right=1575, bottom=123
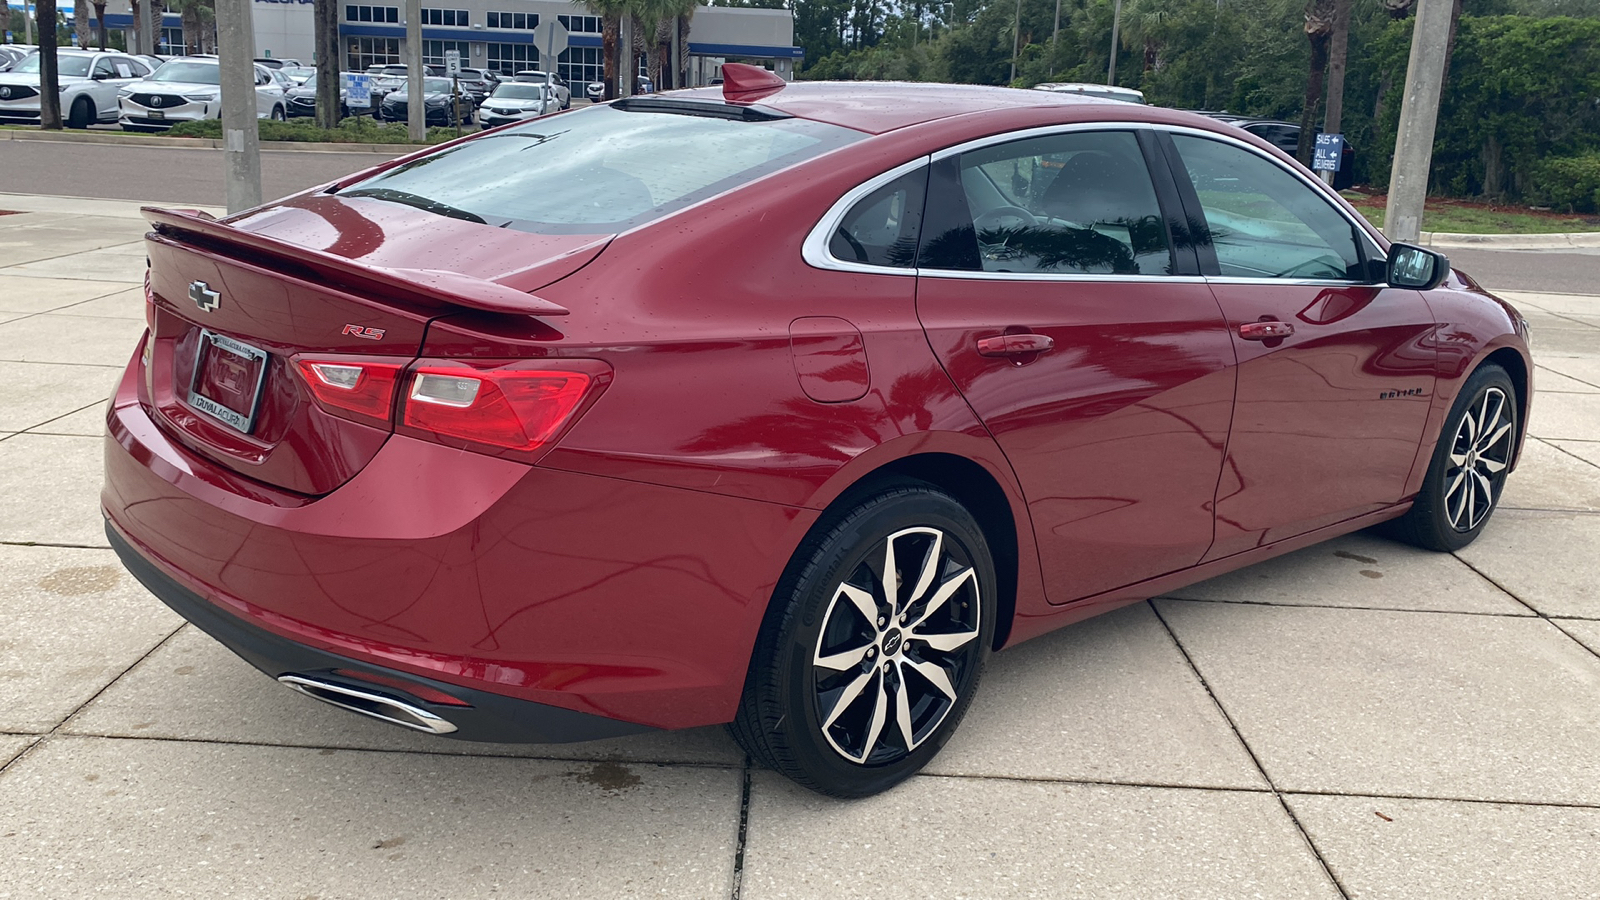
left=0, top=49, right=153, bottom=127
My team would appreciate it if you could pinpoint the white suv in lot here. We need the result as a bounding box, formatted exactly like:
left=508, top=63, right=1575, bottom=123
left=0, top=49, right=153, bottom=127
left=118, top=57, right=287, bottom=131
left=511, top=70, right=570, bottom=109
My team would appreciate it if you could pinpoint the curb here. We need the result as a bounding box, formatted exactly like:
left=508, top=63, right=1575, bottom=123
left=0, top=128, right=424, bottom=154
left=1418, top=230, right=1600, bottom=251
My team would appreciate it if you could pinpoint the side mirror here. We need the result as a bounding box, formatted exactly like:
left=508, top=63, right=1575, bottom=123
left=1387, top=242, right=1449, bottom=291
left=92, top=72, right=112, bottom=80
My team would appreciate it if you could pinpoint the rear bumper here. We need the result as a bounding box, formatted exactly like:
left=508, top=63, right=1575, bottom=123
left=109, top=521, right=654, bottom=743
left=102, top=342, right=811, bottom=732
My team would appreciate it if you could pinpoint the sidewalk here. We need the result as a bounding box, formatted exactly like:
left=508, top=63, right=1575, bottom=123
left=2, top=194, right=1599, bottom=898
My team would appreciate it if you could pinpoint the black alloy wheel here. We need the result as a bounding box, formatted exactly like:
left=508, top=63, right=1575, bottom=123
left=730, top=482, right=995, bottom=797
left=1386, top=363, right=1518, bottom=551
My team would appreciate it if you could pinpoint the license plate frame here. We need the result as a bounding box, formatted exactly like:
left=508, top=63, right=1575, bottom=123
left=147, top=109, right=165, bottom=120
left=187, top=329, right=269, bottom=434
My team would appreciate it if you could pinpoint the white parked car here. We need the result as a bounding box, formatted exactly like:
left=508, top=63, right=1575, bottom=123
left=476, top=80, right=555, bottom=127
left=511, top=70, right=569, bottom=109
left=118, top=57, right=287, bottom=131
left=0, top=49, right=153, bottom=127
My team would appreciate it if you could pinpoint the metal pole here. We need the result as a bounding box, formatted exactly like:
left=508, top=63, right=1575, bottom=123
left=1049, top=0, right=1061, bottom=77
left=618, top=15, right=631, bottom=98
left=404, top=0, right=423, bottom=141
left=1107, top=0, right=1122, bottom=85
left=1383, top=0, right=1454, bottom=243
left=1008, top=0, right=1021, bottom=83
left=216, top=0, right=262, bottom=212
left=24, top=0, right=34, bottom=44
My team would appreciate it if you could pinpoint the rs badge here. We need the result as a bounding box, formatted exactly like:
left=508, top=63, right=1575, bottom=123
left=189, top=281, right=220, bottom=313
left=342, top=324, right=385, bottom=341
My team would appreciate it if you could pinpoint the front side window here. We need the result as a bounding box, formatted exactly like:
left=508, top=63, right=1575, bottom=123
left=1169, top=134, right=1363, bottom=280
left=828, top=168, right=926, bottom=269
left=921, top=130, right=1173, bottom=276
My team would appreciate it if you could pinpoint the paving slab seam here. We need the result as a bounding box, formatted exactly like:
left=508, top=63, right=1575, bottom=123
left=1450, top=553, right=1600, bottom=666
left=1536, top=367, right=1600, bottom=392
left=729, top=759, right=752, bottom=900
left=1148, top=599, right=1354, bottom=900
left=46, top=728, right=753, bottom=770
left=1497, top=505, right=1600, bottom=516
left=1157, top=596, right=1535, bottom=618
left=0, top=624, right=186, bottom=783
left=1280, top=787, right=1600, bottom=812
left=0, top=358, right=125, bottom=369
left=0, top=282, right=132, bottom=317
left=0, top=735, right=42, bottom=778
left=15, top=399, right=107, bottom=437
left=0, top=237, right=147, bottom=275
left=1533, top=436, right=1600, bottom=473
left=0, top=540, right=113, bottom=550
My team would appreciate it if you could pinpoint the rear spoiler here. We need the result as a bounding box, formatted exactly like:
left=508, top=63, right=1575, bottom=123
left=142, top=206, right=571, bottom=318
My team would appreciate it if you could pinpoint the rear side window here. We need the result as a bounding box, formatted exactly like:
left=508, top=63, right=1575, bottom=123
left=920, top=130, right=1173, bottom=276
left=338, top=103, right=862, bottom=234
left=829, top=167, right=926, bottom=268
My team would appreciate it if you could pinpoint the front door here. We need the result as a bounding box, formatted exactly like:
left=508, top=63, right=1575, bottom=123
left=1162, top=132, right=1438, bottom=556
left=915, top=128, right=1237, bottom=603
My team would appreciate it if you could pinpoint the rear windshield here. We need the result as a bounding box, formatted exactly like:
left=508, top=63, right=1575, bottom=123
left=337, top=103, right=862, bottom=235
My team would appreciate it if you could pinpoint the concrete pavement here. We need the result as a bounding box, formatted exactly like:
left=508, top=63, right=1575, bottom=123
left=2, top=193, right=1600, bottom=898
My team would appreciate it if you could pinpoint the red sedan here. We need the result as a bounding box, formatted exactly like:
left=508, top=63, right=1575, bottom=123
left=104, top=66, right=1532, bottom=797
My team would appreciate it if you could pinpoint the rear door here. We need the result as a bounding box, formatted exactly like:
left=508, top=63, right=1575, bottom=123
left=1160, top=130, right=1438, bottom=556
left=914, top=127, right=1237, bottom=603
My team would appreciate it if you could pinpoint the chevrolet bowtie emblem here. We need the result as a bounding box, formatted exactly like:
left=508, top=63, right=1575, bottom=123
left=189, top=280, right=220, bottom=313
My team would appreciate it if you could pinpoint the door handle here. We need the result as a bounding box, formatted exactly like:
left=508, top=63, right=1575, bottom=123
left=1238, top=321, right=1294, bottom=341
left=977, top=333, right=1055, bottom=357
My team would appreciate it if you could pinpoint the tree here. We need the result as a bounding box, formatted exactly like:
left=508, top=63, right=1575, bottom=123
left=585, top=0, right=636, bottom=99
left=314, top=0, right=341, bottom=127
left=1295, top=0, right=1336, bottom=165
left=1322, top=0, right=1353, bottom=137
left=74, top=1, right=89, bottom=47
left=37, top=0, right=63, bottom=129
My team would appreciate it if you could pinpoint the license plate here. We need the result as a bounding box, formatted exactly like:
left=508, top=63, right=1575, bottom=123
left=187, top=330, right=268, bottom=433
left=147, top=109, right=165, bottom=119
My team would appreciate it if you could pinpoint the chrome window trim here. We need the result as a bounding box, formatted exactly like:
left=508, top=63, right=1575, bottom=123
left=801, top=155, right=931, bottom=276
left=801, top=119, right=1392, bottom=286
left=1157, top=124, right=1387, bottom=287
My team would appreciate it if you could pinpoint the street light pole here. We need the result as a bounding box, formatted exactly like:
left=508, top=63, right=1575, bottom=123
left=216, top=0, right=262, bottom=212
left=1383, top=0, right=1454, bottom=243
left=1107, top=0, right=1122, bottom=85
left=404, top=0, right=423, bottom=142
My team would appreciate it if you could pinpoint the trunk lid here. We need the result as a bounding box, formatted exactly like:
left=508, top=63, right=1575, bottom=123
left=142, top=195, right=609, bottom=495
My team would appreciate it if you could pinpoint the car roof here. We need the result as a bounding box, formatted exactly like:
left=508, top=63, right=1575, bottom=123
left=671, top=80, right=1180, bottom=136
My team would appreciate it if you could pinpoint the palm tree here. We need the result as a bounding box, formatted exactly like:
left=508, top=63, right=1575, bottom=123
left=36, top=0, right=62, bottom=129
left=313, top=0, right=341, bottom=127
left=1295, top=0, right=1337, bottom=166
left=74, top=1, right=89, bottom=48
left=167, top=0, right=211, bottom=54
left=91, top=1, right=107, bottom=50
left=1118, top=0, right=1170, bottom=75
left=584, top=0, right=635, bottom=100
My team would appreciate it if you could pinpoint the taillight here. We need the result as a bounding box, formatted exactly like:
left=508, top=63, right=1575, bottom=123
left=398, top=359, right=610, bottom=462
left=143, top=271, right=155, bottom=332
left=293, top=355, right=405, bottom=427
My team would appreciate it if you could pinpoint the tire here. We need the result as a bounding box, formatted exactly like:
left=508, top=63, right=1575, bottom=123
left=729, top=483, right=996, bottom=798
left=1387, top=363, right=1518, bottom=551
left=66, top=96, right=93, bottom=129
left=270, top=105, right=287, bottom=121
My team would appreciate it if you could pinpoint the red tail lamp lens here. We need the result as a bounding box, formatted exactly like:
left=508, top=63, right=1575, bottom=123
left=401, top=359, right=608, bottom=460
left=294, top=356, right=405, bottom=426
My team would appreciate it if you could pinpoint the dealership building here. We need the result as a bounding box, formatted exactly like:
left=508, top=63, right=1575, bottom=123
left=84, top=0, right=800, bottom=85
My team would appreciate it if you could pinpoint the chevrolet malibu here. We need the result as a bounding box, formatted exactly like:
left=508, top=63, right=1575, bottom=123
left=105, top=66, right=1532, bottom=798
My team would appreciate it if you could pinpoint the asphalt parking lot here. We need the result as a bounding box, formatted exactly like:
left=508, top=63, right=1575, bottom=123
left=1, top=190, right=1598, bottom=898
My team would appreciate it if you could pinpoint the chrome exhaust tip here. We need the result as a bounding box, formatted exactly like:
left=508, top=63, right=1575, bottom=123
left=277, top=674, right=459, bottom=735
